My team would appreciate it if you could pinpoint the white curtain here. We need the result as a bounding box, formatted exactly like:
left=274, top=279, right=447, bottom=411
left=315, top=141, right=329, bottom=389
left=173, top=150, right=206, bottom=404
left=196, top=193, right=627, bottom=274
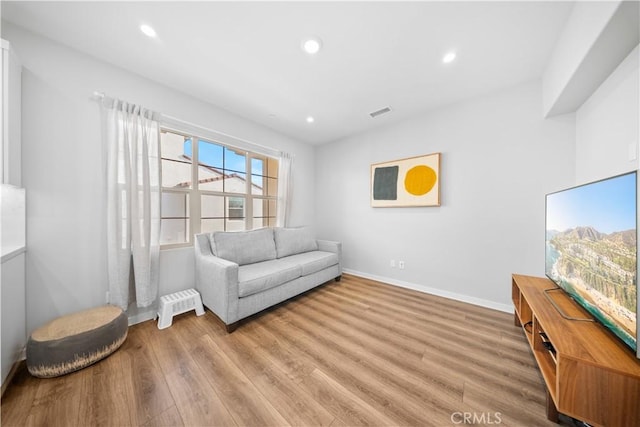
left=276, top=152, right=293, bottom=227
left=102, top=98, right=161, bottom=311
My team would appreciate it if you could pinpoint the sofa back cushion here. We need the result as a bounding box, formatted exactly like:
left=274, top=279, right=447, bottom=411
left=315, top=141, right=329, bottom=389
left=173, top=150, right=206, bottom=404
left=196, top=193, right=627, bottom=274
left=210, top=228, right=277, bottom=265
left=274, top=227, right=318, bottom=258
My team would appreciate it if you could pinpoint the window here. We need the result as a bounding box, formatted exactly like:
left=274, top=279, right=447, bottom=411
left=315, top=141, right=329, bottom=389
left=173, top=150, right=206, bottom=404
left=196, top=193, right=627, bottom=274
left=250, top=155, right=279, bottom=229
left=160, top=129, right=278, bottom=247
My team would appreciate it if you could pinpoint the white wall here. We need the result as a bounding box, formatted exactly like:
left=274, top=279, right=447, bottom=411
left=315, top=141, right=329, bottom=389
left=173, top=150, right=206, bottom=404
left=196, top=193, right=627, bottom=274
left=316, top=81, right=575, bottom=310
left=2, top=22, right=316, bottom=333
left=543, top=1, right=639, bottom=117
left=2, top=39, right=22, bottom=186
left=575, top=45, right=639, bottom=183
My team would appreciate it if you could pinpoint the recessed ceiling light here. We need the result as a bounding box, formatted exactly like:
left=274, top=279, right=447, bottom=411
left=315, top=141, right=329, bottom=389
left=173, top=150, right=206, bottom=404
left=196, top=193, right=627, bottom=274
left=442, top=51, right=456, bottom=64
left=306, top=116, right=315, bottom=123
left=302, top=37, right=322, bottom=55
left=140, top=24, right=157, bottom=38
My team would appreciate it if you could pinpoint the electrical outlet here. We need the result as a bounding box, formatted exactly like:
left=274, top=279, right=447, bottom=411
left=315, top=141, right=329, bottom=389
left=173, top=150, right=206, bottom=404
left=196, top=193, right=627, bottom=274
left=390, top=260, right=396, bottom=268
left=399, top=261, right=405, bottom=269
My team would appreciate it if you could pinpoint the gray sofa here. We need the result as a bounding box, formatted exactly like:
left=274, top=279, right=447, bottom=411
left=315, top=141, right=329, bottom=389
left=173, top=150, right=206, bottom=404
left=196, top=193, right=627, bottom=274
left=194, top=227, right=342, bottom=332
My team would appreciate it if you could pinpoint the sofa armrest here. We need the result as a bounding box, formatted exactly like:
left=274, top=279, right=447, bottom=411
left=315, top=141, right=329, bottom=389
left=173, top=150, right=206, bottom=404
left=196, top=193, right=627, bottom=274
left=317, top=239, right=341, bottom=254
left=194, top=234, right=239, bottom=324
left=317, top=240, right=342, bottom=275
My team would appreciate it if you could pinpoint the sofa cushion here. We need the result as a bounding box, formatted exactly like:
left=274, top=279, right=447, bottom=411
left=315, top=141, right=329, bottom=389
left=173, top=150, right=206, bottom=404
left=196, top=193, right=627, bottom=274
left=274, top=227, right=318, bottom=258
left=238, top=259, right=302, bottom=298
left=212, top=228, right=277, bottom=266
left=283, top=251, right=340, bottom=276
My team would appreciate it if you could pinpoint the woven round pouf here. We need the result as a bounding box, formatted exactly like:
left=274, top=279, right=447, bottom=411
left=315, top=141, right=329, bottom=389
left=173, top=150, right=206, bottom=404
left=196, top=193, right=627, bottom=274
left=26, top=305, right=128, bottom=378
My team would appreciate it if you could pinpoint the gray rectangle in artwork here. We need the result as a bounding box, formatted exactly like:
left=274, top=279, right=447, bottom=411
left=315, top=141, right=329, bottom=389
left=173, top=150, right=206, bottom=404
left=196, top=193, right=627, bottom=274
left=373, top=166, right=399, bottom=200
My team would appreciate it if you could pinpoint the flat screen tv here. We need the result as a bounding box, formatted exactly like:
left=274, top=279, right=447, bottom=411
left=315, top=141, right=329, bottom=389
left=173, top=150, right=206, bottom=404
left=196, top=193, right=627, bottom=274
left=545, top=171, right=638, bottom=357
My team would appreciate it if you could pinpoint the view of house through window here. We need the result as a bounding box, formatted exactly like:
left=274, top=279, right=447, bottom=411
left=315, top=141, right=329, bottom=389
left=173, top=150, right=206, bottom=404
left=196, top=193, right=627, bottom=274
left=160, top=129, right=278, bottom=247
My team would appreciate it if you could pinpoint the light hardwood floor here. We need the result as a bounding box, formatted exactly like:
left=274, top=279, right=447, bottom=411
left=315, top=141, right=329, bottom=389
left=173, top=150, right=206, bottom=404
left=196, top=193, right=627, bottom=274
left=2, top=274, right=578, bottom=426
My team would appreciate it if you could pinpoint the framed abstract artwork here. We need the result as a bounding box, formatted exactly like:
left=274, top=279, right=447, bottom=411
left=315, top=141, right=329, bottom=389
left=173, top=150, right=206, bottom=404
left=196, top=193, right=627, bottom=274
left=371, top=153, right=441, bottom=207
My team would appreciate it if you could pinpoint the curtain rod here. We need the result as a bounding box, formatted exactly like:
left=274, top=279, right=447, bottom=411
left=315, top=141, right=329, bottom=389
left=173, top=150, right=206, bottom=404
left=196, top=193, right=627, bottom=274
left=91, top=91, right=287, bottom=158
left=91, top=90, right=159, bottom=115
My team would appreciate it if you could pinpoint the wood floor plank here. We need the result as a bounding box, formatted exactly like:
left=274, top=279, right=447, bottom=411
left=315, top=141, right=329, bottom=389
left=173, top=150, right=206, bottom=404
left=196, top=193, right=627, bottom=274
left=326, top=280, right=542, bottom=387
left=76, top=348, right=136, bottom=427
left=296, top=289, right=466, bottom=394
left=0, top=363, right=38, bottom=427
left=288, top=291, right=465, bottom=396
left=462, top=377, right=557, bottom=426
left=118, top=323, right=176, bottom=426
left=344, top=276, right=466, bottom=318
left=214, top=331, right=335, bottom=426
left=141, top=405, right=184, bottom=427
left=163, top=356, right=237, bottom=427
left=299, top=290, right=428, bottom=359
left=299, top=368, right=397, bottom=427
left=234, top=322, right=317, bottom=384
left=1, top=274, right=577, bottom=427
left=144, top=316, right=196, bottom=376
left=191, top=334, right=291, bottom=427
left=320, top=280, right=539, bottom=402
left=150, top=311, right=238, bottom=426
left=24, top=369, right=84, bottom=427
left=276, top=302, right=465, bottom=426
left=250, top=369, right=335, bottom=426
left=171, top=310, right=227, bottom=346
left=333, top=279, right=504, bottom=342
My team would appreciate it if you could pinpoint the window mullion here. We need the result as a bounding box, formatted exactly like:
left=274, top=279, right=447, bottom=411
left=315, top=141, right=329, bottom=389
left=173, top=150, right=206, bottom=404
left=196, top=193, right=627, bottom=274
left=191, top=135, right=201, bottom=237
left=245, top=153, right=252, bottom=229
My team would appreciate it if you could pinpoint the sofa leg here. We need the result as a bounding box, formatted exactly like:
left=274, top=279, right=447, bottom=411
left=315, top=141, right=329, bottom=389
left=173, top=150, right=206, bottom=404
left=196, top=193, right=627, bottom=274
left=225, top=322, right=239, bottom=333
left=335, top=275, right=342, bottom=282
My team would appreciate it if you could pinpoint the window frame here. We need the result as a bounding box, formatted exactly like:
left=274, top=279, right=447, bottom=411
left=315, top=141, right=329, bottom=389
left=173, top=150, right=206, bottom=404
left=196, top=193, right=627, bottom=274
left=160, top=127, right=278, bottom=249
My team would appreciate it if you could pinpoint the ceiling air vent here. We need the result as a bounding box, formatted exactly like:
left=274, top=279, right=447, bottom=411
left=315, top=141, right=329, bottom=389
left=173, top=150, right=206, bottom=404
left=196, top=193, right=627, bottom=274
left=369, top=106, right=392, bottom=118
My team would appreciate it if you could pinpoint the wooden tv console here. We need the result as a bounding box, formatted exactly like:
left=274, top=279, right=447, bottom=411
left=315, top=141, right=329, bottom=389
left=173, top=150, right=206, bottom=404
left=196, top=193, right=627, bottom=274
left=512, top=274, right=640, bottom=427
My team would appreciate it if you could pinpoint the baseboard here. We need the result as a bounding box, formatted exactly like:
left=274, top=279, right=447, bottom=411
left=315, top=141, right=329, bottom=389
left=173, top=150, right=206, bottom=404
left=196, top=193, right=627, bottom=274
left=125, top=272, right=513, bottom=325
left=1, top=356, right=25, bottom=398
left=343, top=269, right=513, bottom=314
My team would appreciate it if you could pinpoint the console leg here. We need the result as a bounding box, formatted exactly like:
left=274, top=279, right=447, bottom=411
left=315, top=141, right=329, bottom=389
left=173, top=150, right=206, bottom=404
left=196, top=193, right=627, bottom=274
left=546, top=389, right=559, bottom=423
left=514, top=314, right=521, bottom=327
left=335, top=275, right=342, bottom=282
left=225, top=322, right=239, bottom=333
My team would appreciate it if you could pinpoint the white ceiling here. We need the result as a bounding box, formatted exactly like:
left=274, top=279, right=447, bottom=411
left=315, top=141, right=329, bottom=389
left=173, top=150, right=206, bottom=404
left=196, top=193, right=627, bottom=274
left=2, top=1, right=574, bottom=145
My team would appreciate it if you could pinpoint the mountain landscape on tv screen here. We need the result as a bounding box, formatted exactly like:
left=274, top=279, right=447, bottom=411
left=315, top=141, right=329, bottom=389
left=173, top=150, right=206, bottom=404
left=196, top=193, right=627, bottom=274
left=547, top=225, right=637, bottom=343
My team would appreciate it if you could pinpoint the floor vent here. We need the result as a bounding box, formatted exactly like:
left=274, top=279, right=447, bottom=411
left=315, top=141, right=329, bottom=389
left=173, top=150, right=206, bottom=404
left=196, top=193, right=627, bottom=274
left=369, top=106, right=392, bottom=118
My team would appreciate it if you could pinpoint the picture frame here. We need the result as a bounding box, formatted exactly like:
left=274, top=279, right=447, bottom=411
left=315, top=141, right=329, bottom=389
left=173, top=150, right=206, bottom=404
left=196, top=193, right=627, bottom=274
left=370, top=153, right=441, bottom=207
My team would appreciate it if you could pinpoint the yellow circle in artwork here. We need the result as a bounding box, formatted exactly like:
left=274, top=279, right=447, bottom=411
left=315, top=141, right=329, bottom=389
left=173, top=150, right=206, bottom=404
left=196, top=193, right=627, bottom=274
left=404, top=165, right=437, bottom=196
